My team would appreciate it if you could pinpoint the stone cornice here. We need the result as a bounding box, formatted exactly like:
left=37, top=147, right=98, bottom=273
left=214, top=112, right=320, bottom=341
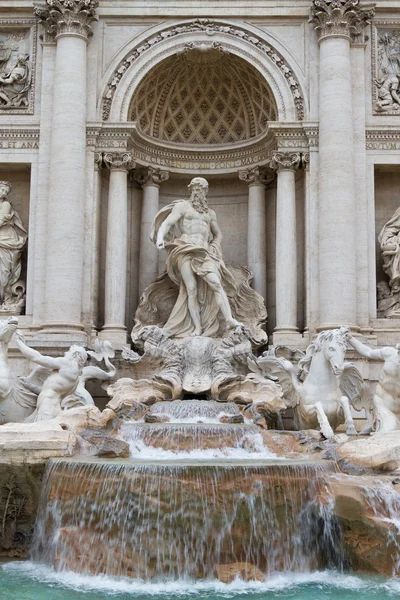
left=34, top=0, right=98, bottom=40
left=101, top=19, right=305, bottom=122
left=0, top=126, right=40, bottom=150
left=309, top=1, right=375, bottom=43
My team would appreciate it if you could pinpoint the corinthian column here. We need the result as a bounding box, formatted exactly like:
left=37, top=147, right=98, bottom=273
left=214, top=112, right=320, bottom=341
left=270, top=151, right=301, bottom=344
left=239, top=166, right=274, bottom=300
left=136, top=168, right=169, bottom=296
left=101, top=152, right=135, bottom=346
left=35, top=0, right=98, bottom=339
left=310, top=0, right=375, bottom=331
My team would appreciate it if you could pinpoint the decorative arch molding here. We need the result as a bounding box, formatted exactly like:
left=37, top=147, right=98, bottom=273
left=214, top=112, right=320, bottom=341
left=100, top=19, right=306, bottom=123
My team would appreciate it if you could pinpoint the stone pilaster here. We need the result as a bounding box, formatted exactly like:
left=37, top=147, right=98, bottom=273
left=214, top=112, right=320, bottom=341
left=239, top=166, right=274, bottom=300
left=136, top=167, right=170, bottom=296
left=309, top=0, right=375, bottom=332
left=101, top=152, right=135, bottom=347
left=34, top=0, right=98, bottom=340
left=270, top=151, right=302, bottom=345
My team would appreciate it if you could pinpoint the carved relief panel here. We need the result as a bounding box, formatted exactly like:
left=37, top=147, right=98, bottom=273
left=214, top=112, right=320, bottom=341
left=0, top=21, right=37, bottom=114
left=373, top=23, right=400, bottom=115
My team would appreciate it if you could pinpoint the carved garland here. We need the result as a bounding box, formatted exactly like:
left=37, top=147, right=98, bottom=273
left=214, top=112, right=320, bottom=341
left=101, top=19, right=305, bottom=122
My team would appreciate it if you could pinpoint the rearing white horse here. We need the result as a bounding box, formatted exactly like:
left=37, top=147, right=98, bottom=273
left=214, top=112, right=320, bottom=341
left=248, top=328, right=370, bottom=439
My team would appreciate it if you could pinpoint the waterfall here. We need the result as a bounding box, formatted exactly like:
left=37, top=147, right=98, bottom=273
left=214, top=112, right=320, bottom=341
left=119, top=423, right=280, bottom=459
left=31, top=458, right=341, bottom=582
left=149, top=400, right=243, bottom=423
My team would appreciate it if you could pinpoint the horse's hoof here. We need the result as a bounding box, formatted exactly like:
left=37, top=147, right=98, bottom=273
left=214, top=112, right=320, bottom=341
left=346, top=427, right=357, bottom=436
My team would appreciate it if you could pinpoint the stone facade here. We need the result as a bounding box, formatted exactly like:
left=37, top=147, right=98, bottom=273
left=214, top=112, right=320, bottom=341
left=1, top=0, right=400, bottom=396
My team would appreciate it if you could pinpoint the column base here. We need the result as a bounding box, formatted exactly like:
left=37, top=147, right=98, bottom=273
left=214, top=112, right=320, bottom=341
left=272, top=329, right=306, bottom=349
left=316, top=323, right=360, bottom=333
left=99, top=327, right=128, bottom=349
left=34, top=322, right=87, bottom=344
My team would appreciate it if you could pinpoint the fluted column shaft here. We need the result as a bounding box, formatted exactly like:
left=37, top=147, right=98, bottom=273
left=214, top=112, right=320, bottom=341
left=239, top=167, right=273, bottom=300
left=137, top=168, right=169, bottom=296
left=35, top=0, right=98, bottom=338
left=271, top=152, right=301, bottom=337
left=101, top=152, right=134, bottom=345
left=310, top=0, right=375, bottom=330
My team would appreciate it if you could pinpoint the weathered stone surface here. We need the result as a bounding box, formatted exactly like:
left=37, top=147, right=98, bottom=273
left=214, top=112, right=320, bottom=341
left=79, top=430, right=130, bottom=458
left=0, top=422, right=76, bottom=463
left=55, top=406, right=118, bottom=433
left=0, top=463, right=44, bottom=558
left=329, top=475, right=400, bottom=576
left=336, top=432, right=400, bottom=471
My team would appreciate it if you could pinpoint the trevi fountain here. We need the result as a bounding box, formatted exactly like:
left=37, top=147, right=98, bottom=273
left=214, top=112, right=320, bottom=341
left=3, top=0, right=400, bottom=598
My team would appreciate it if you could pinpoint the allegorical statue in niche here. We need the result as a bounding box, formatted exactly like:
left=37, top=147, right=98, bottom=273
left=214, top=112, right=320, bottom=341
left=0, top=181, right=27, bottom=313
left=0, top=53, right=30, bottom=108
left=379, top=206, right=400, bottom=294
left=151, top=177, right=243, bottom=337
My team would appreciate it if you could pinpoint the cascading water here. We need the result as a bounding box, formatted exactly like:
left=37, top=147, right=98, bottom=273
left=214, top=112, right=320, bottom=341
left=119, top=422, right=281, bottom=459
left=149, top=400, right=244, bottom=423
left=31, top=458, right=342, bottom=581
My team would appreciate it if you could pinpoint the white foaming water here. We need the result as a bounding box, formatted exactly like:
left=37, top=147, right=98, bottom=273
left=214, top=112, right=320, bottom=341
left=119, top=423, right=280, bottom=460
left=2, top=562, right=391, bottom=596
left=148, top=400, right=246, bottom=424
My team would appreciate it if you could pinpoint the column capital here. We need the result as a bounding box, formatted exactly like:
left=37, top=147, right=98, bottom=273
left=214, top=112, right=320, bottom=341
left=133, top=167, right=170, bottom=187
left=238, top=166, right=275, bottom=187
left=270, top=151, right=302, bottom=172
left=94, top=151, right=103, bottom=171
left=309, top=1, right=375, bottom=43
left=103, top=151, right=135, bottom=172
left=34, top=0, right=99, bottom=41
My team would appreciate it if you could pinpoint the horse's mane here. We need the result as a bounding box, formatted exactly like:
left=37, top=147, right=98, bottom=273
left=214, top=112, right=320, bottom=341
left=298, top=329, right=347, bottom=378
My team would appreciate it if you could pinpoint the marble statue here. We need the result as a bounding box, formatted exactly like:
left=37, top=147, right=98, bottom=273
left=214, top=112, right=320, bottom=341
left=346, top=333, right=400, bottom=435
left=15, top=333, right=116, bottom=422
left=0, top=181, right=27, bottom=314
left=151, top=176, right=243, bottom=337
left=249, top=328, right=370, bottom=439
left=133, top=178, right=268, bottom=344
left=0, top=317, right=40, bottom=423
left=112, top=324, right=286, bottom=425
left=0, top=54, right=30, bottom=108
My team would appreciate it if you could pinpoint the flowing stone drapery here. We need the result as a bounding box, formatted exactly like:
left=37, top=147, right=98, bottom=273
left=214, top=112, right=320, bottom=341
left=136, top=168, right=169, bottom=297
left=270, top=151, right=301, bottom=343
left=309, top=0, right=375, bottom=331
left=238, top=167, right=274, bottom=300
left=101, top=152, right=135, bottom=345
left=35, top=0, right=98, bottom=339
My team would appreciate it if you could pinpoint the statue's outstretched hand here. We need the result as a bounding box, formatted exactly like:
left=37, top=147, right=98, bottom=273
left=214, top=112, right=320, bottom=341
left=15, top=330, right=25, bottom=344
left=156, top=239, right=165, bottom=250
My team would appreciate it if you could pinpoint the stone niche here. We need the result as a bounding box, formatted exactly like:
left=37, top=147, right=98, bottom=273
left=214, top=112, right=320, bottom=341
left=0, top=165, right=30, bottom=316
left=375, top=165, right=400, bottom=318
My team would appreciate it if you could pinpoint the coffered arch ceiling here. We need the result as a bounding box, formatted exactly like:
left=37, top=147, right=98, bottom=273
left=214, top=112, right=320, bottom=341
left=128, top=49, right=278, bottom=147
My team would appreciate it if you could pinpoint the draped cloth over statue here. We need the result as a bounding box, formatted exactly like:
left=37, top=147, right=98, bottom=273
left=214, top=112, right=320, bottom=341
left=0, top=208, right=27, bottom=301
left=378, top=207, right=400, bottom=291
left=150, top=200, right=238, bottom=338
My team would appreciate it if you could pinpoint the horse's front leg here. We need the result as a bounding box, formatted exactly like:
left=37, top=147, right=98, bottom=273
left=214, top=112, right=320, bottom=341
left=314, top=401, right=335, bottom=439
left=340, top=395, right=357, bottom=436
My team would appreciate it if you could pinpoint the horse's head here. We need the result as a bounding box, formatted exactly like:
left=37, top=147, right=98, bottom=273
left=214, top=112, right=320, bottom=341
left=299, top=328, right=348, bottom=378
left=320, top=329, right=348, bottom=376
left=0, top=317, right=18, bottom=345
